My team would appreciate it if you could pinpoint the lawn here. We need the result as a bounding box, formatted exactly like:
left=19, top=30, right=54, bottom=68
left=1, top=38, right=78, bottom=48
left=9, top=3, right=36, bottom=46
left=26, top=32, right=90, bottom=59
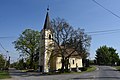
left=85, top=66, right=96, bottom=72
left=0, top=71, right=11, bottom=79
left=61, top=66, right=97, bottom=74
left=20, top=66, right=97, bottom=75
left=113, top=66, right=120, bottom=71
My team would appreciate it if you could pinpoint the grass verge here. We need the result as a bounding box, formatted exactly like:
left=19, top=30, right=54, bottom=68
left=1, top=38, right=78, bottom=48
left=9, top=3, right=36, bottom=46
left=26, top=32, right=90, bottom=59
left=0, top=71, right=11, bottom=79
left=56, top=66, right=97, bottom=74
left=113, top=66, right=120, bottom=71
left=20, top=66, right=97, bottom=75
left=63, top=66, right=97, bottom=74
left=84, top=66, right=96, bottom=72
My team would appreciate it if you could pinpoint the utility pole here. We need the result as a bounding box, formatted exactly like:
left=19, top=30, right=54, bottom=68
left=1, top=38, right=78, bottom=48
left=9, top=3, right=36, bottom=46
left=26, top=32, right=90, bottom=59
left=4, top=56, right=7, bottom=69
left=8, top=56, right=10, bottom=68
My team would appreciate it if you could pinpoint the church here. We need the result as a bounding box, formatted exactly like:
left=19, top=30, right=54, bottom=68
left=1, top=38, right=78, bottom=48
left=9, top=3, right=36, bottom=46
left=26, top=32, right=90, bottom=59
left=39, top=9, right=83, bottom=72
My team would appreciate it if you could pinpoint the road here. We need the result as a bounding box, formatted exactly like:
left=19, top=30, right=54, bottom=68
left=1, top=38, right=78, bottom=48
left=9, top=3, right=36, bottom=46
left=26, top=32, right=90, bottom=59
left=4, top=66, right=120, bottom=80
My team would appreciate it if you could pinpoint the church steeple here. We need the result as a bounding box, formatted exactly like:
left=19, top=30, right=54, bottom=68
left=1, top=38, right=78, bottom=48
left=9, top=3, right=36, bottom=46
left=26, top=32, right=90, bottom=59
left=43, top=8, right=51, bottom=29
left=39, top=8, right=54, bottom=72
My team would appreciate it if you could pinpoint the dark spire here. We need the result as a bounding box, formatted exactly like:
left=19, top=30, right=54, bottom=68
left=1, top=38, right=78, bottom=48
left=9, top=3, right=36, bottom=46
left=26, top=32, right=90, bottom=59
left=43, top=7, right=51, bottom=29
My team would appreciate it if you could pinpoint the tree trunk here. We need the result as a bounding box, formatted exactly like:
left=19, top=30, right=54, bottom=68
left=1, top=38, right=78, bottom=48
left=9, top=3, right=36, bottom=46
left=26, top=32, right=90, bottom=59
left=61, top=57, right=65, bottom=73
left=29, top=53, right=34, bottom=69
left=82, top=58, right=85, bottom=67
left=64, top=58, right=69, bottom=72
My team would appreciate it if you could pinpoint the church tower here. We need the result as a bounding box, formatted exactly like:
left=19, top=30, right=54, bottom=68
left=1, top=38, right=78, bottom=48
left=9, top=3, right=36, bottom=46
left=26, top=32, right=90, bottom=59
left=39, top=8, right=54, bottom=72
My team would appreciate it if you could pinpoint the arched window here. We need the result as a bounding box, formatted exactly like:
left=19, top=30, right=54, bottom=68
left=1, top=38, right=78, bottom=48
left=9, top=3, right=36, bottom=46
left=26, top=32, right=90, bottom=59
left=49, top=34, right=51, bottom=39
left=73, top=60, right=74, bottom=64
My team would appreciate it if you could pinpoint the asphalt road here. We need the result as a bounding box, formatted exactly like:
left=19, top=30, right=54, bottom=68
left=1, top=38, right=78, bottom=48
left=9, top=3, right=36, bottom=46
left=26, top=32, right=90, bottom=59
left=5, top=66, right=120, bottom=80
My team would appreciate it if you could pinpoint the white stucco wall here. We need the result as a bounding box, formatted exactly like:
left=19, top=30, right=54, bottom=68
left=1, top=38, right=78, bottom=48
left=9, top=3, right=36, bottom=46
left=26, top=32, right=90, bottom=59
left=56, top=57, right=83, bottom=70
left=39, top=29, right=54, bottom=72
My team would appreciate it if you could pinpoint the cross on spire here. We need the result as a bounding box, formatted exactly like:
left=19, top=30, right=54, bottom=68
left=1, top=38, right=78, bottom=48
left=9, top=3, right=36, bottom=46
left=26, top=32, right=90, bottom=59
left=47, top=6, right=49, bottom=11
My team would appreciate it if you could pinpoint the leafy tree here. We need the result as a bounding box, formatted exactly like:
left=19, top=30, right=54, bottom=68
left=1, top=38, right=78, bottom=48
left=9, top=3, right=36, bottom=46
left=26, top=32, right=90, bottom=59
left=95, top=45, right=119, bottom=65
left=13, top=29, right=40, bottom=69
left=95, top=45, right=110, bottom=65
left=0, top=54, right=5, bottom=70
left=10, top=62, right=17, bottom=68
left=16, top=58, right=25, bottom=70
left=51, top=18, right=91, bottom=72
left=109, top=47, right=119, bottom=65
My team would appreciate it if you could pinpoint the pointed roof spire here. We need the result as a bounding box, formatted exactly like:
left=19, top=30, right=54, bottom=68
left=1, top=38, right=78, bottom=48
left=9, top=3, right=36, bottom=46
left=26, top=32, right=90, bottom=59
left=43, top=7, right=51, bottom=29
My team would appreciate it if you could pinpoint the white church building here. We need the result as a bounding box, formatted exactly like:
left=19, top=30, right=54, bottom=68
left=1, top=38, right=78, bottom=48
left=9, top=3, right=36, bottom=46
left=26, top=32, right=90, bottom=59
left=39, top=9, right=83, bottom=72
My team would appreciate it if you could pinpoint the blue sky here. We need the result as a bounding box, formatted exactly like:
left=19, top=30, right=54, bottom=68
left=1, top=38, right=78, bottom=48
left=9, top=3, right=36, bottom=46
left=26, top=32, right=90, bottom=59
left=1, top=0, right=120, bottom=62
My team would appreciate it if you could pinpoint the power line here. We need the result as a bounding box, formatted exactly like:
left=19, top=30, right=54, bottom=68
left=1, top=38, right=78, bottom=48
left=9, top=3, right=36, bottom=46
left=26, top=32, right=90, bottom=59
left=0, top=42, right=8, bottom=53
left=0, top=29, right=120, bottom=37
left=0, top=36, right=17, bottom=39
left=86, top=28, right=120, bottom=36
left=92, top=0, right=120, bottom=19
left=89, top=30, right=120, bottom=36
left=86, top=29, right=120, bottom=34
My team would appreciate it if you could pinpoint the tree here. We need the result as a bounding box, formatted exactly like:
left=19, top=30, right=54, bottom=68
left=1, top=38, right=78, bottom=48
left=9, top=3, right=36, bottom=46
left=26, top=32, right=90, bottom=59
left=109, top=47, right=119, bottom=65
left=13, top=29, right=40, bottom=69
left=16, top=58, right=25, bottom=70
left=95, top=45, right=119, bottom=65
left=95, top=45, right=110, bottom=65
left=51, top=18, right=91, bottom=72
left=0, top=54, right=6, bottom=70
left=10, top=62, right=17, bottom=68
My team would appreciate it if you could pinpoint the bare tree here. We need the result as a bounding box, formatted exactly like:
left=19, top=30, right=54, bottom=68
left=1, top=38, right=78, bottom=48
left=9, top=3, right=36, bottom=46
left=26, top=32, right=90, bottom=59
left=51, top=18, right=91, bottom=72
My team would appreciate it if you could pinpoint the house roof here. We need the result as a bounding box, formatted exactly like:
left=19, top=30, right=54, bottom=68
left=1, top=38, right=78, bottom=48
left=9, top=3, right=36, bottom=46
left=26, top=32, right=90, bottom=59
left=52, top=46, right=82, bottom=59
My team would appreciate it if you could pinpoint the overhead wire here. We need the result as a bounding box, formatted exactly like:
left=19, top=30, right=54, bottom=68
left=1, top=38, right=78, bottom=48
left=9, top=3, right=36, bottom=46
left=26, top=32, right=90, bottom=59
left=90, top=0, right=120, bottom=36
left=92, top=0, right=120, bottom=19
left=0, top=29, right=120, bottom=37
left=0, top=42, right=8, bottom=53
left=86, top=29, right=120, bottom=34
left=0, top=36, right=17, bottom=39
left=88, top=30, right=120, bottom=36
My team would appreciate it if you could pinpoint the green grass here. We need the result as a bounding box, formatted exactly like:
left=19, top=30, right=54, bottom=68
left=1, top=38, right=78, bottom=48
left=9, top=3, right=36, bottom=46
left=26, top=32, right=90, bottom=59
left=67, top=66, right=96, bottom=74
left=20, top=66, right=97, bottom=75
left=59, top=66, right=97, bottom=74
left=85, top=66, right=96, bottom=72
left=0, top=71, right=11, bottom=79
left=113, top=66, right=120, bottom=71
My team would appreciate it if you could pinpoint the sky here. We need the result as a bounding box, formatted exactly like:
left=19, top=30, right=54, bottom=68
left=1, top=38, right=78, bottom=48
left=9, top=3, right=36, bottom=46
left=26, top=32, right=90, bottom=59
left=1, top=0, right=120, bottom=62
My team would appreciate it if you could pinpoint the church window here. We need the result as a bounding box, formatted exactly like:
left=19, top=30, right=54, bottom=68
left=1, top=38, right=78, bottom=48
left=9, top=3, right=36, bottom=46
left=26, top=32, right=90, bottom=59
left=49, top=34, right=51, bottom=39
left=73, top=60, right=74, bottom=64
